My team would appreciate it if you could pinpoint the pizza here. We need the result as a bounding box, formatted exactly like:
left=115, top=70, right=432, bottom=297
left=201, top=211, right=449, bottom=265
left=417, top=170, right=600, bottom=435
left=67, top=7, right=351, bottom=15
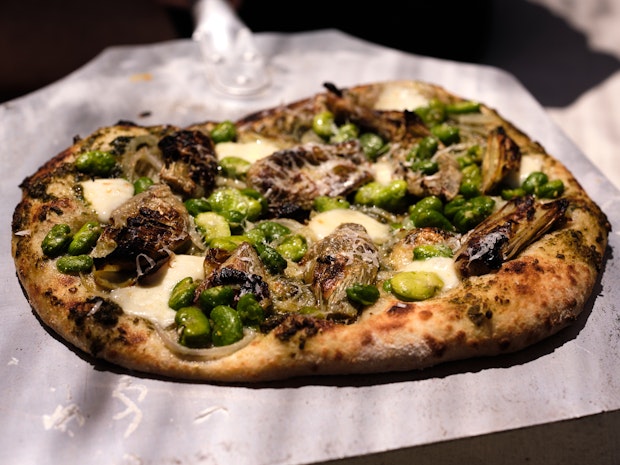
left=11, top=80, right=610, bottom=383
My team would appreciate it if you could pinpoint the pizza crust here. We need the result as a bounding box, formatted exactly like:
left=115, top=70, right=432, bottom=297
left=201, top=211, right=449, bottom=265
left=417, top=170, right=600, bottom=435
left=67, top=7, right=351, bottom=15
left=12, top=81, right=610, bottom=382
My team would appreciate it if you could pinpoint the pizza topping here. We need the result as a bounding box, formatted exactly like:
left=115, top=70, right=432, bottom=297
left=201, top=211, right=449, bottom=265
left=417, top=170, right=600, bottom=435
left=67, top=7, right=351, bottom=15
left=175, top=305, right=212, bottom=348
left=385, top=271, right=444, bottom=301
left=157, top=129, right=219, bottom=199
left=81, top=178, right=135, bottom=223
left=93, top=184, right=191, bottom=278
left=246, top=141, right=373, bottom=213
left=455, top=195, right=568, bottom=277
left=74, top=150, right=118, bottom=177
left=41, top=224, right=72, bottom=257
left=302, top=223, right=380, bottom=321
left=480, top=126, right=522, bottom=193
left=307, top=208, right=391, bottom=244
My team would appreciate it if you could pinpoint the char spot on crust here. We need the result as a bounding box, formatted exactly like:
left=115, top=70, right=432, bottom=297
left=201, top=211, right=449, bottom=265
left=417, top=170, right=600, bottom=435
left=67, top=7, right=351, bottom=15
left=361, top=331, right=374, bottom=346
left=504, top=261, right=527, bottom=274
left=418, top=310, right=433, bottom=321
left=498, top=338, right=511, bottom=351
left=424, top=334, right=447, bottom=358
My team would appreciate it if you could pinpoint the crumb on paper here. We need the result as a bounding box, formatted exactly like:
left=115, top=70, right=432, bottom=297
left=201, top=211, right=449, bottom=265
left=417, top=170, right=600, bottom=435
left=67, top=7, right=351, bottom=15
left=112, top=376, right=148, bottom=439
left=130, top=73, right=153, bottom=82
left=42, top=403, right=85, bottom=437
left=8, top=357, right=18, bottom=365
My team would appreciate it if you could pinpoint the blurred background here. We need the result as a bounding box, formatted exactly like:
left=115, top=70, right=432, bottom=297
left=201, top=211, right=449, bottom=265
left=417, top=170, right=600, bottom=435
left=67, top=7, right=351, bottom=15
left=1, top=0, right=619, bottom=185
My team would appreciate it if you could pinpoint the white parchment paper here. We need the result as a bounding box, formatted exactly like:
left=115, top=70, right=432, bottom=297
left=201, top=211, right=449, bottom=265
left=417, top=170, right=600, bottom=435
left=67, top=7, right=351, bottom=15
left=1, top=30, right=618, bottom=465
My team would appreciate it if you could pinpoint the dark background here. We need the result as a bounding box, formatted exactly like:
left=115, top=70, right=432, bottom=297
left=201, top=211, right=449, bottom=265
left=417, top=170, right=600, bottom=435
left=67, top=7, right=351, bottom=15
left=1, top=0, right=618, bottom=107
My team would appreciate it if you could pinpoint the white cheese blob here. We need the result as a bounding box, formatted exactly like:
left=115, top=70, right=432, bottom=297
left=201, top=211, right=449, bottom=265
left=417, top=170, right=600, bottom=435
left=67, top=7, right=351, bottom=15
left=215, top=138, right=281, bottom=164
left=397, top=257, right=460, bottom=292
left=307, top=209, right=391, bottom=244
left=371, top=159, right=395, bottom=185
left=81, top=179, right=134, bottom=223
left=506, top=154, right=545, bottom=188
left=110, top=254, right=205, bottom=328
left=373, top=84, right=429, bottom=111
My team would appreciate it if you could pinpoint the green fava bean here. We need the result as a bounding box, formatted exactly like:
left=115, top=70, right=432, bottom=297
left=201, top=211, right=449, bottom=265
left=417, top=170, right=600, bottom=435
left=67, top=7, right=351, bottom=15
left=359, top=132, right=386, bottom=160
left=209, top=235, right=249, bottom=252
left=210, top=120, right=237, bottom=143
left=255, top=221, right=291, bottom=243
left=67, top=221, right=101, bottom=255
left=184, top=198, right=211, bottom=217
left=276, top=234, right=308, bottom=262
left=199, top=285, right=236, bottom=313
left=413, top=244, right=453, bottom=260
left=312, top=111, right=336, bottom=138
left=195, top=211, right=231, bottom=242
left=133, top=176, right=154, bottom=194
left=56, top=255, right=94, bottom=274
left=346, top=283, right=380, bottom=306
left=168, top=277, right=198, bottom=310
left=409, top=195, right=443, bottom=216
left=414, top=99, right=446, bottom=126
left=390, top=271, right=444, bottom=301
left=255, top=243, right=287, bottom=274
left=522, top=171, right=548, bottom=195
left=330, top=122, right=359, bottom=143
left=211, top=305, right=244, bottom=346
left=412, top=209, right=454, bottom=231
left=313, top=196, right=350, bottom=212
left=42, top=224, right=72, bottom=257
left=430, top=123, right=460, bottom=145
left=175, top=306, right=211, bottom=348
left=236, top=293, right=265, bottom=326
left=445, top=100, right=481, bottom=114
left=409, top=136, right=438, bottom=161
left=537, top=179, right=565, bottom=199
left=219, top=156, right=251, bottom=179
left=75, top=150, right=117, bottom=176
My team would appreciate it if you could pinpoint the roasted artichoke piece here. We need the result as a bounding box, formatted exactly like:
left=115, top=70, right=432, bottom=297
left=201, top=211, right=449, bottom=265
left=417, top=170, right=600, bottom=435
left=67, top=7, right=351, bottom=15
left=246, top=140, right=373, bottom=214
left=157, top=129, right=219, bottom=199
left=405, top=150, right=463, bottom=201
left=93, top=184, right=191, bottom=279
left=302, top=223, right=380, bottom=321
left=454, top=195, right=568, bottom=277
left=480, top=126, right=522, bottom=194
left=323, top=82, right=430, bottom=143
left=201, top=241, right=272, bottom=310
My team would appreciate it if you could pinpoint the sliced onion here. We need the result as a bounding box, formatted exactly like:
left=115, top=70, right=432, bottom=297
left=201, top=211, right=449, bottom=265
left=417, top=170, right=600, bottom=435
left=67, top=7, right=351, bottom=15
left=155, top=324, right=257, bottom=360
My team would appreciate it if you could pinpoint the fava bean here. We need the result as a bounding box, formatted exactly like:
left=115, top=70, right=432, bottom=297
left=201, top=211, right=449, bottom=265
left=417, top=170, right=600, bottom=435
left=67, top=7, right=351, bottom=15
left=255, top=221, right=291, bottom=243
left=133, top=176, right=154, bottom=194
left=445, top=100, right=481, bottom=114
left=389, top=271, right=444, bottom=301
left=198, top=285, right=236, bottom=314
left=184, top=197, right=211, bottom=217
left=276, top=234, right=308, bottom=262
left=537, top=179, right=564, bottom=198
left=359, top=132, right=387, bottom=160
left=56, top=254, right=93, bottom=274
left=353, top=180, right=408, bottom=212
left=210, top=120, right=237, bottom=143
left=409, top=136, right=438, bottom=161
left=522, top=171, right=548, bottom=195
left=75, top=150, right=117, bottom=176
left=431, top=123, right=460, bottom=145
left=313, top=196, right=350, bottom=212
left=209, top=235, right=249, bottom=251
left=168, top=277, right=198, bottom=310
left=175, top=306, right=211, bottom=348
left=414, top=99, right=446, bottom=126
left=210, top=305, right=244, bottom=346
left=346, top=283, right=380, bottom=306
left=255, top=243, right=287, bottom=274
left=219, top=156, right=251, bottom=179
left=236, top=293, right=265, bottom=326
left=67, top=221, right=101, bottom=255
left=413, top=244, right=453, bottom=260
left=330, top=122, right=359, bottom=143
left=195, top=211, right=231, bottom=242
left=41, top=224, right=72, bottom=257
left=312, top=111, right=336, bottom=138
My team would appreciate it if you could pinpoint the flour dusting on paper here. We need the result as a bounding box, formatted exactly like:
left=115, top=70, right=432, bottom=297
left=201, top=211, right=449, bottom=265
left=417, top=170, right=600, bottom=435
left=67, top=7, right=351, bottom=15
left=7, top=357, right=18, bottom=365
left=112, top=375, right=148, bottom=438
left=43, top=403, right=85, bottom=436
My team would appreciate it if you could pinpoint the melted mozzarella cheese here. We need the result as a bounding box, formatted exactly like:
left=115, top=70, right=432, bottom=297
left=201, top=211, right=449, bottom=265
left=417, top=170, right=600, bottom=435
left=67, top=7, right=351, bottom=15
left=371, top=159, right=395, bottom=185
left=506, top=154, right=545, bottom=188
left=398, top=257, right=460, bottom=292
left=110, top=254, right=205, bottom=328
left=373, top=84, right=429, bottom=111
left=81, top=179, right=134, bottom=223
left=215, top=138, right=281, bottom=164
left=307, top=209, right=391, bottom=244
